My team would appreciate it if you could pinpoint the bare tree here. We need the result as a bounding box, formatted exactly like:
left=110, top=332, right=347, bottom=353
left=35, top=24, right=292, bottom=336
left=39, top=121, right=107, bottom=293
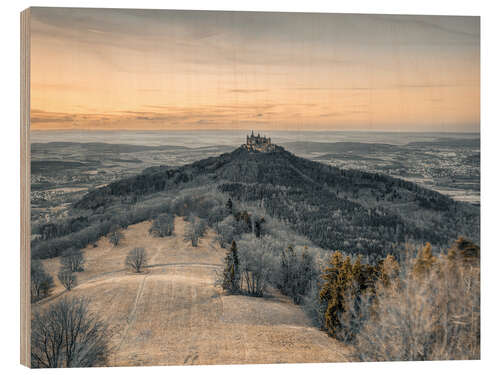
left=238, top=236, right=274, bottom=297
left=125, top=247, right=147, bottom=273
left=350, top=250, right=480, bottom=361
left=184, top=217, right=207, bottom=247
left=60, top=248, right=85, bottom=272
left=108, top=226, right=124, bottom=247
left=184, top=220, right=199, bottom=247
left=31, top=297, right=109, bottom=368
left=149, top=213, right=175, bottom=237
left=58, top=269, right=76, bottom=291
left=31, top=259, right=54, bottom=302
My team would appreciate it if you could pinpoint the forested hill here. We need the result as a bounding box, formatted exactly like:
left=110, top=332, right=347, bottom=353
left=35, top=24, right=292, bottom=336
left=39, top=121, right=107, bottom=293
left=74, top=145, right=479, bottom=257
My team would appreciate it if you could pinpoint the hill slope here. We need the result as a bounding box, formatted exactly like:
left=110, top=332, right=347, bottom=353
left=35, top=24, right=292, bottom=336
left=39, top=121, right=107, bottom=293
left=35, top=217, right=350, bottom=366
left=73, top=145, right=479, bottom=257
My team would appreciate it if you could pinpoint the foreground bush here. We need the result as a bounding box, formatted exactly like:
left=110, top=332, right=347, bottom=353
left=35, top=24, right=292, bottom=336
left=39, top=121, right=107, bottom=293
left=348, top=240, right=480, bottom=361
left=31, top=297, right=109, bottom=368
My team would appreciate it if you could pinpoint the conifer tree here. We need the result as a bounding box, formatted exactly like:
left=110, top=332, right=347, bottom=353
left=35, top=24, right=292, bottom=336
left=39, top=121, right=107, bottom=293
left=319, top=251, right=379, bottom=341
left=319, top=251, right=353, bottom=338
left=221, top=240, right=240, bottom=293
left=413, top=243, right=437, bottom=277
left=225, top=198, right=233, bottom=216
left=447, top=237, right=480, bottom=266
left=378, top=254, right=400, bottom=288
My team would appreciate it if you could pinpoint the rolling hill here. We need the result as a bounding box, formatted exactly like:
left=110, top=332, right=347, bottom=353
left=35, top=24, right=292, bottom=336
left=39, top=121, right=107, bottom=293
left=34, top=217, right=350, bottom=366
left=72, top=144, right=479, bottom=258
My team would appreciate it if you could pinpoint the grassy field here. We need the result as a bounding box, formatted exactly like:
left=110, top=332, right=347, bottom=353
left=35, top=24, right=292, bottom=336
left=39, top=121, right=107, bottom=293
left=34, top=217, right=350, bottom=366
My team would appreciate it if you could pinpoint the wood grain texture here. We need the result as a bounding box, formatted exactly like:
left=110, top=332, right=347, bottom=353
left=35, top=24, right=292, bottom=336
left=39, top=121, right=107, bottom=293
left=20, top=7, right=31, bottom=368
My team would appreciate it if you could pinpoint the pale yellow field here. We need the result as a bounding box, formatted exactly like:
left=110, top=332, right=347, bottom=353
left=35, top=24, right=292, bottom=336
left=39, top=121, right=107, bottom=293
left=35, top=217, right=350, bottom=366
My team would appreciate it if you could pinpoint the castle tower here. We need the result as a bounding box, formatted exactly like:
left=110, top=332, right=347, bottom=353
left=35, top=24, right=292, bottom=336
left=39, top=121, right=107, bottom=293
left=244, top=131, right=275, bottom=152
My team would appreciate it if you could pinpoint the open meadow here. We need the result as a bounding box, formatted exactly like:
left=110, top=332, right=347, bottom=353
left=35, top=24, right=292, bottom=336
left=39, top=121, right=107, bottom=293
left=33, top=217, right=350, bottom=366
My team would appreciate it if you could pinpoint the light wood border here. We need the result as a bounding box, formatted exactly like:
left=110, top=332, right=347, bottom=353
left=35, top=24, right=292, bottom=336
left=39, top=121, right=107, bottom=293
left=20, top=7, right=31, bottom=368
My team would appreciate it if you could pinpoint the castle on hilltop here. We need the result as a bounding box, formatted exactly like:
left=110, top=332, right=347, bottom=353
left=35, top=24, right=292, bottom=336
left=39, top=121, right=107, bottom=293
left=244, top=131, right=276, bottom=153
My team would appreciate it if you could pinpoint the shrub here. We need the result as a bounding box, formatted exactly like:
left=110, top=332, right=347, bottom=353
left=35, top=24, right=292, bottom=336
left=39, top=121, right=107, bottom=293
left=31, top=260, right=54, bottom=302
left=350, top=241, right=480, bottom=361
left=58, top=269, right=76, bottom=291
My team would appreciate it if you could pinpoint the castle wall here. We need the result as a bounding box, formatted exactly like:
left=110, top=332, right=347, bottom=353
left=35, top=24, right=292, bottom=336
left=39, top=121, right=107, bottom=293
left=244, top=133, right=276, bottom=152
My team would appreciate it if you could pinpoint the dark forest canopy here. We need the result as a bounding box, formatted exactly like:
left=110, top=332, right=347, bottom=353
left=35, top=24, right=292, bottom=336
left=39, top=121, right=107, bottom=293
left=34, top=145, right=479, bottom=259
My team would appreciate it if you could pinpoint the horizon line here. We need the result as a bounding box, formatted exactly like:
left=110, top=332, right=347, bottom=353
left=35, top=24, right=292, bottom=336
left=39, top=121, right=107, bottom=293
left=30, top=128, right=480, bottom=134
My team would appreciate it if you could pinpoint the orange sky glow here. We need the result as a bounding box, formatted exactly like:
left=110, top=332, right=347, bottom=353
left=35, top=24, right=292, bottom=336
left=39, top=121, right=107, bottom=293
left=30, top=8, right=480, bottom=132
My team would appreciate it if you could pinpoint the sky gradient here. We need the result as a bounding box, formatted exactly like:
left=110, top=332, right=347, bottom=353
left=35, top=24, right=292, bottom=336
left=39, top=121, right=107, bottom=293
left=30, top=8, right=480, bottom=132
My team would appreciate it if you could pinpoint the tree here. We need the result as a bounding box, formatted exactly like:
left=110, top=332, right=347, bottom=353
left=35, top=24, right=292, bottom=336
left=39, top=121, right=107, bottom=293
left=31, top=297, right=109, bottom=368
left=125, top=247, right=147, bottom=273
left=378, top=254, right=400, bottom=288
left=413, top=243, right=437, bottom=277
left=319, top=251, right=352, bottom=338
left=225, top=198, right=233, bottom=216
left=447, top=236, right=480, bottom=266
left=221, top=240, right=240, bottom=293
left=238, top=237, right=273, bottom=297
left=149, top=213, right=175, bottom=237
left=253, top=217, right=265, bottom=238
left=215, top=216, right=236, bottom=248
left=279, top=246, right=318, bottom=304
left=318, top=251, right=377, bottom=341
left=108, top=226, right=124, bottom=247
left=31, top=260, right=54, bottom=302
left=184, top=217, right=206, bottom=247
left=58, top=269, right=76, bottom=291
left=184, top=221, right=199, bottom=247
left=352, top=243, right=480, bottom=361
left=60, top=248, right=85, bottom=272
left=279, top=246, right=299, bottom=301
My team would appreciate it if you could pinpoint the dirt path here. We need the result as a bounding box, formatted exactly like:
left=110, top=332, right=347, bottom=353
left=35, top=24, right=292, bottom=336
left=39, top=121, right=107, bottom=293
left=118, top=274, right=148, bottom=352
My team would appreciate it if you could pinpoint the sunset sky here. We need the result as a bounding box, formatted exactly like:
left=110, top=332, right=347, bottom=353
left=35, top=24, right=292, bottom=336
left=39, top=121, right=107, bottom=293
left=30, top=8, right=480, bottom=132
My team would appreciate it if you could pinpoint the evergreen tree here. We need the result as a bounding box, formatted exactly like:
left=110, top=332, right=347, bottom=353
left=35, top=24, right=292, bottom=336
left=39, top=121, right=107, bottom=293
left=413, top=243, right=437, bottom=277
left=221, top=240, right=240, bottom=293
left=447, top=236, right=480, bottom=266
left=319, top=251, right=352, bottom=338
left=254, top=217, right=264, bottom=238
left=319, top=251, right=378, bottom=341
left=378, top=254, right=400, bottom=288
left=225, top=198, right=233, bottom=216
